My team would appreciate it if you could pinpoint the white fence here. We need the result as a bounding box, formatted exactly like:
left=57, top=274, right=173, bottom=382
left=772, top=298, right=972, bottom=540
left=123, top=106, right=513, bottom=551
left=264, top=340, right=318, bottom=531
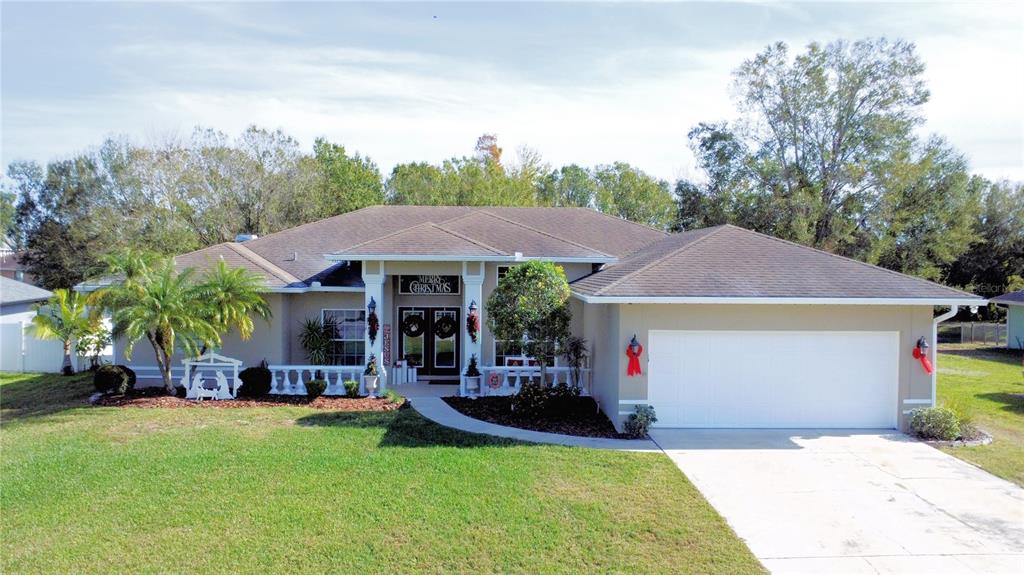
left=268, top=365, right=369, bottom=396
left=462, top=366, right=592, bottom=397
left=0, top=321, right=68, bottom=372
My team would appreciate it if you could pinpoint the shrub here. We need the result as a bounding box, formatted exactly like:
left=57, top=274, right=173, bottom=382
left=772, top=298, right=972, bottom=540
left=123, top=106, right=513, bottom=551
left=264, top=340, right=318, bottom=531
left=623, top=405, right=657, bottom=438
left=909, top=407, right=961, bottom=440
left=382, top=389, right=405, bottom=405
left=306, top=378, right=327, bottom=399
left=343, top=379, right=361, bottom=398
left=237, top=366, right=273, bottom=398
left=548, top=381, right=581, bottom=414
left=93, top=364, right=136, bottom=395
left=511, top=380, right=551, bottom=418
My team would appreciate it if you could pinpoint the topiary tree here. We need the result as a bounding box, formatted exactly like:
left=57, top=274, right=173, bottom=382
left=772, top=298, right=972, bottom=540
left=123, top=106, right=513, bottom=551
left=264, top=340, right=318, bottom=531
left=485, top=260, right=572, bottom=385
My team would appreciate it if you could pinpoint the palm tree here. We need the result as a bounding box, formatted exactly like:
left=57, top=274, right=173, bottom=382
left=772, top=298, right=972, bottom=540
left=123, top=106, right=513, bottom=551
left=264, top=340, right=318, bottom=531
left=29, top=289, right=97, bottom=375
left=107, top=260, right=220, bottom=394
left=95, top=253, right=272, bottom=394
left=194, top=259, right=272, bottom=353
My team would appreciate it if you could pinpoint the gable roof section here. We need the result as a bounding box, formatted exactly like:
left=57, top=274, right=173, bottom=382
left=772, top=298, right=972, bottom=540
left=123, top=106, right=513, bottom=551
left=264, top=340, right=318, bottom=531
left=572, top=225, right=984, bottom=304
left=991, top=290, right=1024, bottom=305
left=0, top=276, right=52, bottom=306
left=332, top=222, right=506, bottom=258
left=174, top=242, right=303, bottom=288
left=427, top=211, right=613, bottom=259
left=240, top=205, right=661, bottom=279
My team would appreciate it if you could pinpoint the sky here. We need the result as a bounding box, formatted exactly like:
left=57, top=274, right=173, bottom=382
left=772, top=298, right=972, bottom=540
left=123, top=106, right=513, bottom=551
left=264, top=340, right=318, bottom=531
left=2, top=1, right=1023, bottom=183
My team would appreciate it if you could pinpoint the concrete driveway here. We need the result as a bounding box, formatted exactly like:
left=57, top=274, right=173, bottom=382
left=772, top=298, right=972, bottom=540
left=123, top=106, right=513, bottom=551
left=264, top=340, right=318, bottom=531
left=649, top=429, right=1024, bottom=574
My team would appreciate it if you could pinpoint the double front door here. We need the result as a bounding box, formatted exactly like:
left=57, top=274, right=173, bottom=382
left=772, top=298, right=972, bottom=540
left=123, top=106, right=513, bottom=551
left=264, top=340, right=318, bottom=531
left=398, top=307, right=460, bottom=378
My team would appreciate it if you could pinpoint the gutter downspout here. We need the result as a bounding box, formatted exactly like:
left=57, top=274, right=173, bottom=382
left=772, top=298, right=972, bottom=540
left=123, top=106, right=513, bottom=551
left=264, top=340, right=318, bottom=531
left=931, top=305, right=959, bottom=405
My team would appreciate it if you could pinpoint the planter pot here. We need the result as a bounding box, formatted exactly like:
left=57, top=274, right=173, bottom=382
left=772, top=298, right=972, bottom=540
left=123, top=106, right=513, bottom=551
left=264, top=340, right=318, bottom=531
left=364, top=375, right=379, bottom=396
left=463, top=376, right=481, bottom=396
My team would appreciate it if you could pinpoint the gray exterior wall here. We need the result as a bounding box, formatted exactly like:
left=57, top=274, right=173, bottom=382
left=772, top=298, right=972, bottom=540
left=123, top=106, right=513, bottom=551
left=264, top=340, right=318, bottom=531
left=598, top=303, right=935, bottom=432
left=1007, top=305, right=1024, bottom=350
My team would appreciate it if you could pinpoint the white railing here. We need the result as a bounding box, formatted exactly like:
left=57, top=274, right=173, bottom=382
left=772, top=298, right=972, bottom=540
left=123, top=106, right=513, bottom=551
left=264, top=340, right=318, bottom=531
left=464, top=366, right=591, bottom=397
left=125, top=365, right=186, bottom=386
left=268, top=365, right=366, bottom=396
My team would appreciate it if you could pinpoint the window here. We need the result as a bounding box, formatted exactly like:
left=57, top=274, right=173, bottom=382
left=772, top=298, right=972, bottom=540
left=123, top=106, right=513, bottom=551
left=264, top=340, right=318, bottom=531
left=322, top=309, right=365, bottom=366
left=496, top=265, right=513, bottom=284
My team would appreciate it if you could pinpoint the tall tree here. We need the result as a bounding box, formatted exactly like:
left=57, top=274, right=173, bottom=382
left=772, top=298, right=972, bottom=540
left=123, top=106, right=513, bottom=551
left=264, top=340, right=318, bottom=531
left=593, top=162, right=675, bottom=229
left=12, top=157, right=107, bottom=289
left=539, top=164, right=598, bottom=208
left=303, top=138, right=383, bottom=219
left=943, top=180, right=1024, bottom=303
left=680, top=38, right=979, bottom=274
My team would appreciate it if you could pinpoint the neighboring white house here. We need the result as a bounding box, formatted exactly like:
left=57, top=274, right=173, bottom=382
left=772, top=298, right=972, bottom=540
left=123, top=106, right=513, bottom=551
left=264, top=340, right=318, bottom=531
left=0, top=276, right=64, bottom=372
left=991, top=290, right=1024, bottom=350
left=78, top=206, right=987, bottom=431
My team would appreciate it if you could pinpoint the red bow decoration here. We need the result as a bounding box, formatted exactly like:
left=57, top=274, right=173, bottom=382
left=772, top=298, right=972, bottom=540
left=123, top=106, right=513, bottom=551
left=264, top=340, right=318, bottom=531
left=912, top=337, right=933, bottom=374
left=626, top=337, right=643, bottom=376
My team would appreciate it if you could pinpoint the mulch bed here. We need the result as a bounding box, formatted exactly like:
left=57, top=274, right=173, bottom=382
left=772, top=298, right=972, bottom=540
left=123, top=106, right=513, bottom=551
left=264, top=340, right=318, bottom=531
left=93, top=387, right=405, bottom=411
left=443, top=396, right=630, bottom=439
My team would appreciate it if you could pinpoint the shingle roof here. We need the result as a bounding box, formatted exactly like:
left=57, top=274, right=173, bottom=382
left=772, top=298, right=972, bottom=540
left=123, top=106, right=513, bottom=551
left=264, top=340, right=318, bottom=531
left=174, top=243, right=303, bottom=288
left=572, top=225, right=982, bottom=301
left=206, top=205, right=666, bottom=282
left=0, top=276, right=52, bottom=306
left=335, top=222, right=506, bottom=257
left=992, top=290, right=1024, bottom=305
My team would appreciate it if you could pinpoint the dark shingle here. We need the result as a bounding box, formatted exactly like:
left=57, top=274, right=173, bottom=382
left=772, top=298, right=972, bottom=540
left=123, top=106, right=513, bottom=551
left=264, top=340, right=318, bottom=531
left=572, top=225, right=981, bottom=300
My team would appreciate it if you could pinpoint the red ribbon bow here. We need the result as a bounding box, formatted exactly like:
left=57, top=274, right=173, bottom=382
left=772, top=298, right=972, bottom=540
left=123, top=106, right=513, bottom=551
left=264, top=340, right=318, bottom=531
left=912, top=346, right=934, bottom=374
left=626, top=344, right=643, bottom=376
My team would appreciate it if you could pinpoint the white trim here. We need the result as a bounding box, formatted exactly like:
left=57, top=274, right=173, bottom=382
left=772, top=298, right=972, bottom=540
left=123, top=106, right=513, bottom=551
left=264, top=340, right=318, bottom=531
left=496, top=264, right=513, bottom=285
left=932, top=305, right=959, bottom=405
left=902, top=399, right=932, bottom=405
left=618, top=399, right=649, bottom=405
left=325, top=253, right=616, bottom=264
left=572, top=293, right=987, bottom=306
left=321, top=308, right=366, bottom=367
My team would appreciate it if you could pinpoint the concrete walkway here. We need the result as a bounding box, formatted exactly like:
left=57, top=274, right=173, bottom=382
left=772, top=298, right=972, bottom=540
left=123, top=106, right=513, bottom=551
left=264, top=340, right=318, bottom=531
left=650, top=429, right=1024, bottom=575
left=408, top=396, right=659, bottom=451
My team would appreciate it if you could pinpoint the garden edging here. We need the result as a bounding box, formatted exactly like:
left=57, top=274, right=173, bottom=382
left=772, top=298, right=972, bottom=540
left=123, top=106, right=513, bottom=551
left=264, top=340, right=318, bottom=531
left=408, top=396, right=660, bottom=452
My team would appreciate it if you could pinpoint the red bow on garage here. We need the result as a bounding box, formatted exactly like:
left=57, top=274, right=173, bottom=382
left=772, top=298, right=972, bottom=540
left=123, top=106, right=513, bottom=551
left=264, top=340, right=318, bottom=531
left=626, top=335, right=643, bottom=376
left=912, top=336, right=933, bottom=374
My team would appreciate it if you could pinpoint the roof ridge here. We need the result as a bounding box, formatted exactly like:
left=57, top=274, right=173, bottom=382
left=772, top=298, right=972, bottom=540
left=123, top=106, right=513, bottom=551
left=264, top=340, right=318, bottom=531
left=732, top=225, right=979, bottom=298
left=336, top=221, right=506, bottom=256
left=429, top=223, right=508, bottom=255
left=222, top=242, right=303, bottom=284
left=570, top=206, right=671, bottom=237
left=334, top=220, right=438, bottom=254
left=246, top=204, right=383, bottom=247
left=477, top=210, right=614, bottom=257
left=592, top=225, right=730, bottom=295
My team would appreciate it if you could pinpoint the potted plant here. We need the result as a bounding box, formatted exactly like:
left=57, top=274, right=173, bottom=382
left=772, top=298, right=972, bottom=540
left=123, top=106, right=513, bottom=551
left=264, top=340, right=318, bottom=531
left=463, top=354, right=482, bottom=397
left=363, top=354, right=380, bottom=397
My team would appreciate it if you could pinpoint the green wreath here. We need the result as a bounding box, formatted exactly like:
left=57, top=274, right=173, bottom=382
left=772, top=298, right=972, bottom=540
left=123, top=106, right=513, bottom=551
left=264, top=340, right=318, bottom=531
left=402, top=314, right=425, bottom=337
left=433, top=315, right=457, bottom=339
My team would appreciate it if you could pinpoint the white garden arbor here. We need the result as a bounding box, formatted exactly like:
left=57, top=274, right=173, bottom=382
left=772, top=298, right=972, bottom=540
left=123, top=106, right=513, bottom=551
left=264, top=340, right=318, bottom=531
left=181, top=352, right=243, bottom=400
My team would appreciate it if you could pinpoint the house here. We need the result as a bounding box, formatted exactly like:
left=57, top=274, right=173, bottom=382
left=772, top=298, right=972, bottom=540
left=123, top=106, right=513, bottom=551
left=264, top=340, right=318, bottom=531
left=991, top=290, right=1024, bottom=349
left=0, top=237, right=32, bottom=284
left=0, top=276, right=63, bottom=372
left=89, top=206, right=985, bottom=431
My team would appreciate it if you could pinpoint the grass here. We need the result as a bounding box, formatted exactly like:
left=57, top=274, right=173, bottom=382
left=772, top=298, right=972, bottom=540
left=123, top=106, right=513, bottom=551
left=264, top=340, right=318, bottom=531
left=937, top=344, right=1024, bottom=486
left=0, top=372, right=763, bottom=575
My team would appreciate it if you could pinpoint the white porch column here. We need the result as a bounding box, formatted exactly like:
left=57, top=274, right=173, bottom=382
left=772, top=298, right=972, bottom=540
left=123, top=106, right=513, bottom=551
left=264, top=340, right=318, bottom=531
left=462, top=261, right=485, bottom=380
left=362, top=261, right=386, bottom=391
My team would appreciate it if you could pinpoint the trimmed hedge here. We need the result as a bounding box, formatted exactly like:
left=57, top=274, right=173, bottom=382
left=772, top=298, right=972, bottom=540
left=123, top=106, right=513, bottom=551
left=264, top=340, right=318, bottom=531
left=306, top=379, right=327, bottom=399
left=237, top=366, right=273, bottom=398
left=93, top=365, right=136, bottom=395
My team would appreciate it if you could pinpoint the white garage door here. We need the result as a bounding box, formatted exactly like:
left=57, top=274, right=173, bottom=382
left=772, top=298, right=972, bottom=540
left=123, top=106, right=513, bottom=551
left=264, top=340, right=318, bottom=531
left=648, top=331, right=899, bottom=429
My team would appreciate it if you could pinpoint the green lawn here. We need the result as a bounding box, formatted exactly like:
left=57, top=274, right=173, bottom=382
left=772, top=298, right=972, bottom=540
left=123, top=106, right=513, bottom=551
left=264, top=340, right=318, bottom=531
left=937, top=345, right=1024, bottom=486
left=0, top=373, right=763, bottom=575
